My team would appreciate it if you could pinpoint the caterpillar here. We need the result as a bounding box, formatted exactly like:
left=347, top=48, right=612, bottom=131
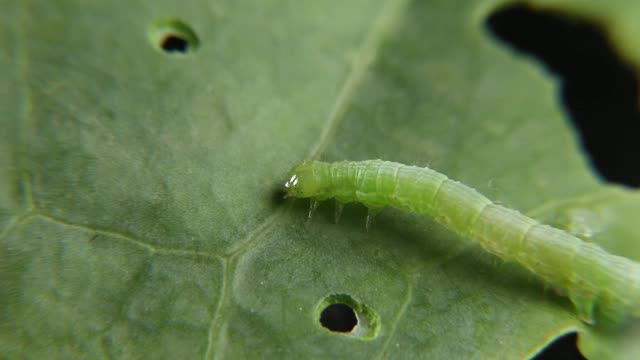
left=284, top=159, right=640, bottom=325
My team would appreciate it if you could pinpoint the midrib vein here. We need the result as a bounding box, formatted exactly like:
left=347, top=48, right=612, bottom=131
left=308, top=0, right=411, bottom=160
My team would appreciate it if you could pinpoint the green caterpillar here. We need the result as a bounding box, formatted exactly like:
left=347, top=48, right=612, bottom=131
left=284, top=159, right=640, bottom=325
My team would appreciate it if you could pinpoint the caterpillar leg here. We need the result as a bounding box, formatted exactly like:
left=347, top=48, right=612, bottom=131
left=308, top=198, right=320, bottom=219
left=366, top=208, right=383, bottom=231
left=569, top=291, right=597, bottom=325
left=353, top=191, right=387, bottom=231
left=334, top=201, right=345, bottom=223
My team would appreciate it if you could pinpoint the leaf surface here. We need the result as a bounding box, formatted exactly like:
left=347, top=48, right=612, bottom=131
left=2, top=0, right=640, bottom=358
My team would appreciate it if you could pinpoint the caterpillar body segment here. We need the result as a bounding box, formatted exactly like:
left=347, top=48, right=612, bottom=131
left=284, top=159, right=640, bottom=325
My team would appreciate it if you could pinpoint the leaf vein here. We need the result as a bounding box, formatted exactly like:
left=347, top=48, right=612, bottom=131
left=0, top=214, right=27, bottom=243
left=377, top=275, right=414, bottom=359
left=34, top=213, right=218, bottom=259
left=307, top=0, right=411, bottom=160
left=204, top=258, right=232, bottom=360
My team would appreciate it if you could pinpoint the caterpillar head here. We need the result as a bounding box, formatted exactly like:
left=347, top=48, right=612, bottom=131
left=284, top=161, right=329, bottom=199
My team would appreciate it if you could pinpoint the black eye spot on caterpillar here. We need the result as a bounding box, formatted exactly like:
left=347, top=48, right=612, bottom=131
left=284, top=159, right=640, bottom=325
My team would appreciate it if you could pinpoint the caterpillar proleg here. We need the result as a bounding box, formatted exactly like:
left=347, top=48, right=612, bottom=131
left=284, top=159, right=640, bottom=325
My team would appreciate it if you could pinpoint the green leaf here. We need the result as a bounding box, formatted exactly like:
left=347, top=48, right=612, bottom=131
left=2, top=0, right=640, bottom=358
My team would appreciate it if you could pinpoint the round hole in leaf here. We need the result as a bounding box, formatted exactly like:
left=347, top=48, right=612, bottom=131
left=148, top=18, right=199, bottom=54
left=161, top=35, right=188, bottom=53
left=320, top=303, right=358, bottom=333
left=316, top=294, right=380, bottom=339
